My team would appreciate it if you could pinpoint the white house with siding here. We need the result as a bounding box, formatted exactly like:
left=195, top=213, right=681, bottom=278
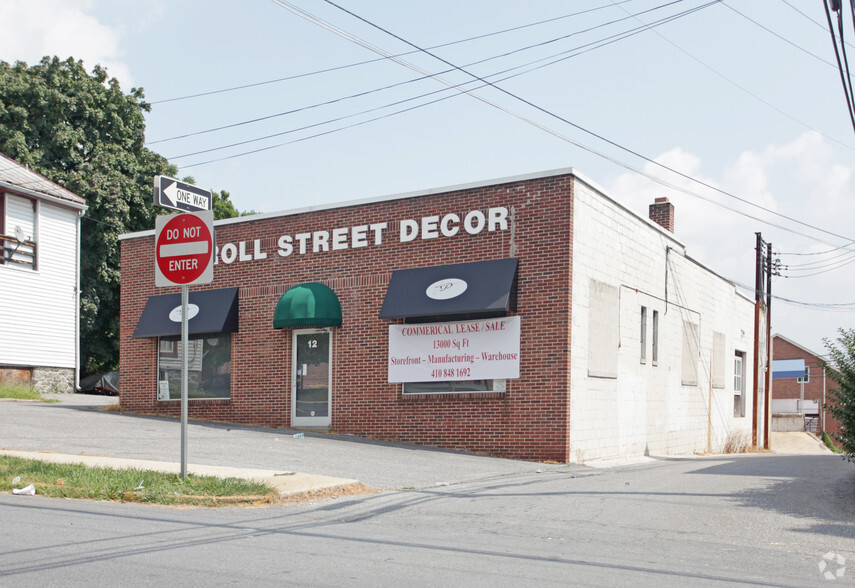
left=0, top=153, right=87, bottom=392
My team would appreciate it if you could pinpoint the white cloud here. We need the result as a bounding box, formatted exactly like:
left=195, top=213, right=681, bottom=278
left=0, top=0, right=134, bottom=89
left=607, top=132, right=855, bottom=353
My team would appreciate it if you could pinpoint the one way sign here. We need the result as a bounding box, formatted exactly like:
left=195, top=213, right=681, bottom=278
left=154, top=175, right=212, bottom=213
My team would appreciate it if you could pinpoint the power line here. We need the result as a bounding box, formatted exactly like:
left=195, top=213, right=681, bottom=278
left=730, top=278, right=855, bottom=311
left=613, top=0, right=855, bottom=153
left=780, top=0, right=855, bottom=50
left=169, top=2, right=712, bottom=158
left=152, top=0, right=688, bottom=146
left=777, top=240, right=855, bottom=255
left=301, top=0, right=855, bottom=247
left=149, top=0, right=641, bottom=105
left=723, top=2, right=838, bottom=68
left=780, top=247, right=855, bottom=267
left=823, top=0, right=855, bottom=133
left=778, top=252, right=855, bottom=278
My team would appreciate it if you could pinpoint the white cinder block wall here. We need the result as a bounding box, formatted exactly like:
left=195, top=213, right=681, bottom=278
left=569, top=177, right=755, bottom=463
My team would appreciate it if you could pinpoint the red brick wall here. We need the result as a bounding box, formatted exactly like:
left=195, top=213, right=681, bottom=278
left=772, top=336, right=839, bottom=440
left=120, top=173, right=575, bottom=461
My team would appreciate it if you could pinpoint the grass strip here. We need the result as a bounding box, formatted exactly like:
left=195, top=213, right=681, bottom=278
left=822, top=431, right=844, bottom=454
left=0, top=456, right=277, bottom=506
left=0, top=383, right=59, bottom=402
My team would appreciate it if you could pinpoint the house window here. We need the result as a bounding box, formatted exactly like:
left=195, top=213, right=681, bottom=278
left=640, top=306, right=648, bottom=364
left=1, top=193, right=37, bottom=269
left=652, top=310, right=659, bottom=365
left=157, top=334, right=231, bottom=400
left=797, top=366, right=810, bottom=384
left=734, top=351, right=746, bottom=417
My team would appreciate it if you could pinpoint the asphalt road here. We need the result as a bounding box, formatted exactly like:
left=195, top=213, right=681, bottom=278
left=0, top=395, right=568, bottom=489
left=1, top=396, right=854, bottom=586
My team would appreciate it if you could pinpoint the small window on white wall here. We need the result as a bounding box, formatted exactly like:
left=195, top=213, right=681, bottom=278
left=588, top=279, right=619, bottom=379
left=652, top=310, right=659, bottom=365
left=734, top=351, right=746, bottom=417
left=640, top=306, right=648, bottom=364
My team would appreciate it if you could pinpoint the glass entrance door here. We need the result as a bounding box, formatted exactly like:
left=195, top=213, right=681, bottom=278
left=291, top=329, right=331, bottom=427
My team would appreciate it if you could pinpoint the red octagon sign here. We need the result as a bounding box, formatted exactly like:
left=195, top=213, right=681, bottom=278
left=155, top=211, right=214, bottom=287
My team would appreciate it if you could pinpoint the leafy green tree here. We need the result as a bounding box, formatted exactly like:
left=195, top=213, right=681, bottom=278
left=0, top=57, right=255, bottom=375
left=0, top=57, right=175, bottom=375
left=0, top=57, right=179, bottom=374
left=821, top=328, right=855, bottom=462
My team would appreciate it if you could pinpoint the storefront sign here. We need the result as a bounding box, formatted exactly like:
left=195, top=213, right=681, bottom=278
left=388, top=316, right=520, bottom=383
left=214, top=206, right=510, bottom=265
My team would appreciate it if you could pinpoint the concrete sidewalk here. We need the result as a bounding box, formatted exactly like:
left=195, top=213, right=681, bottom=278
left=770, top=431, right=833, bottom=455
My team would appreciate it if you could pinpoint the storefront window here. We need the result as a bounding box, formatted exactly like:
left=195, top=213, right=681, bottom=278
left=402, top=379, right=506, bottom=395
left=157, top=334, right=231, bottom=400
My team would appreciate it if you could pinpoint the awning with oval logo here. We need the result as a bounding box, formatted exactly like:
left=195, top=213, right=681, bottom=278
left=273, top=282, right=342, bottom=329
left=132, top=287, right=239, bottom=338
left=379, top=258, right=518, bottom=322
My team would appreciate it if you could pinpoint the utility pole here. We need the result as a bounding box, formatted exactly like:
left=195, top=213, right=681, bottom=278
left=764, top=240, right=772, bottom=450
left=752, top=233, right=770, bottom=449
left=752, top=234, right=762, bottom=448
left=751, top=233, right=777, bottom=450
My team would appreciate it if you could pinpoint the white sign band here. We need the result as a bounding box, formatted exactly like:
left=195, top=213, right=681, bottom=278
left=160, top=241, right=210, bottom=257
left=388, top=316, right=520, bottom=383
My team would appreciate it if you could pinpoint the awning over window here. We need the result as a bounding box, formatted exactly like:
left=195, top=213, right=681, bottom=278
left=273, top=283, right=342, bottom=328
left=772, top=359, right=806, bottom=379
left=133, top=287, right=239, bottom=339
left=379, top=258, right=518, bottom=321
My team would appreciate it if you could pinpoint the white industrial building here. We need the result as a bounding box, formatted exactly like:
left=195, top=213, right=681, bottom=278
left=569, top=179, right=756, bottom=461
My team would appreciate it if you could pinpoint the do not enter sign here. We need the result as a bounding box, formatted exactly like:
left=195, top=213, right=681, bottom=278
left=155, top=210, right=215, bottom=287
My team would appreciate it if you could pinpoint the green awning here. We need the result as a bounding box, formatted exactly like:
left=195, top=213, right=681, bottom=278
left=273, top=283, right=342, bottom=328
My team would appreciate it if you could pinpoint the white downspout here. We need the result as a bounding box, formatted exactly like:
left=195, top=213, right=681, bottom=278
left=75, top=210, right=82, bottom=391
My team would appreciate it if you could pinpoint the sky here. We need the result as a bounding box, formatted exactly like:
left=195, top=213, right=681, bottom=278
left=2, top=0, right=854, bottom=355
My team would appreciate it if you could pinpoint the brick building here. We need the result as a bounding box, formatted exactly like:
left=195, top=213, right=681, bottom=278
left=120, top=169, right=756, bottom=462
left=772, top=334, right=838, bottom=440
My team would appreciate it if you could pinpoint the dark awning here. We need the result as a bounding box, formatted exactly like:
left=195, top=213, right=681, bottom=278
left=273, top=283, right=342, bottom=328
left=132, top=287, right=239, bottom=339
left=379, top=258, right=518, bottom=321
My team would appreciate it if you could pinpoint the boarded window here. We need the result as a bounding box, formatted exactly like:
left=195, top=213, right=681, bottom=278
left=712, top=331, right=726, bottom=389
left=588, top=279, right=619, bottom=378
left=681, top=320, right=699, bottom=386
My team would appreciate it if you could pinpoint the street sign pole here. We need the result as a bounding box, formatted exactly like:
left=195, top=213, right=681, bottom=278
left=153, top=209, right=215, bottom=479
left=181, top=284, right=189, bottom=478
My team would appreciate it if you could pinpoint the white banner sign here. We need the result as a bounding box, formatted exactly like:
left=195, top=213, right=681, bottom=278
left=388, top=316, right=520, bottom=383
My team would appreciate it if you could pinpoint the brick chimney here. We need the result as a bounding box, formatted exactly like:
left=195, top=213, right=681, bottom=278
left=649, top=197, right=674, bottom=233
